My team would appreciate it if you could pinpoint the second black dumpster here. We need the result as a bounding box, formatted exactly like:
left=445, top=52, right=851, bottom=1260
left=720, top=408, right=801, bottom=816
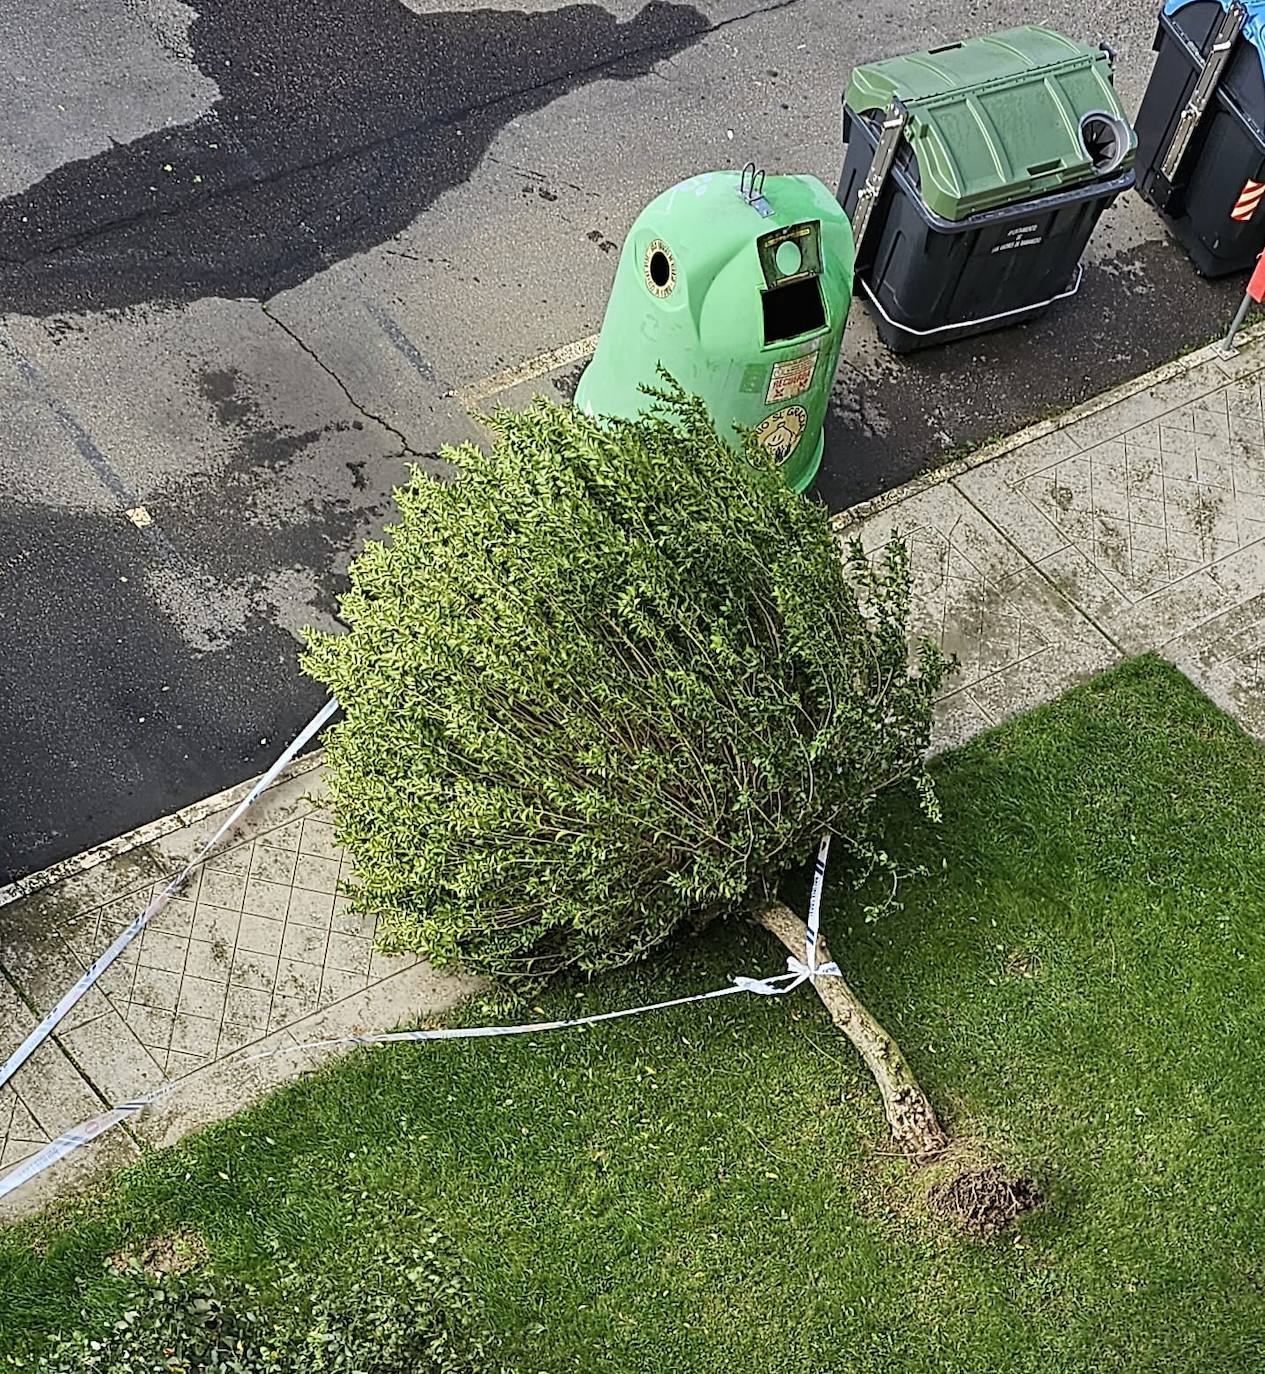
left=837, top=26, right=1136, bottom=353
left=1134, top=0, right=1265, bottom=277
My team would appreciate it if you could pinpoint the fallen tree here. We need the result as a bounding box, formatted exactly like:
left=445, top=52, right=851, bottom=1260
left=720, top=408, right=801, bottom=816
left=304, top=385, right=952, bottom=1161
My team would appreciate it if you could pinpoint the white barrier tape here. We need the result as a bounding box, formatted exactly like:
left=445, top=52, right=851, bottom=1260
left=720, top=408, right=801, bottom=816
left=262, top=834, right=841, bottom=1053
left=0, top=698, right=340, bottom=1095
left=804, top=831, right=831, bottom=976
left=255, top=968, right=808, bottom=1059
left=0, top=828, right=836, bottom=1204
left=0, top=1082, right=182, bottom=1202
left=733, top=954, right=839, bottom=997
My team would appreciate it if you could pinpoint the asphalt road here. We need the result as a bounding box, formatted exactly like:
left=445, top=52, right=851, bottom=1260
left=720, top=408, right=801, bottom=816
left=0, top=0, right=1250, bottom=883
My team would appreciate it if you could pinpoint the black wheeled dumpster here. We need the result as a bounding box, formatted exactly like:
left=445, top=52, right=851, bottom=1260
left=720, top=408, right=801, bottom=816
left=1134, top=1, right=1265, bottom=276
left=838, top=26, right=1136, bottom=352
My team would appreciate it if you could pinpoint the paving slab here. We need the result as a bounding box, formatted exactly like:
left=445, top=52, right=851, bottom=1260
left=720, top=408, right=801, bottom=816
left=0, top=978, right=140, bottom=1217
left=1139, top=587, right=1265, bottom=738
left=842, top=331, right=1265, bottom=753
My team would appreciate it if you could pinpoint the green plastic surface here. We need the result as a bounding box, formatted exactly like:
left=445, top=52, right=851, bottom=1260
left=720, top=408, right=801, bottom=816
left=575, top=171, right=853, bottom=493
left=845, top=25, right=1136, bottom=221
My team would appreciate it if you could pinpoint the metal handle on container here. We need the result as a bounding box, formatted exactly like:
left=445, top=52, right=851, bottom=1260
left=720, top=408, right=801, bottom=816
left=851, top=99, right=909, bottom=258
left=856, top=263, right=1083, bottom=340
left=1157, top=0, right=1246, bottom=190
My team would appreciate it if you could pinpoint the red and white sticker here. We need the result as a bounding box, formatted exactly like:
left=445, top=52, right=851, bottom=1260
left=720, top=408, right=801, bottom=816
left=765, top=350, right=817, bottom=405
left=1231, top=178, right=1265, bottom=223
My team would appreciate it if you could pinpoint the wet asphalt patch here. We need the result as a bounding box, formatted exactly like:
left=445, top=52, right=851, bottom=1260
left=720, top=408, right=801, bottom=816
left=0, top=0, right=709, bottom=315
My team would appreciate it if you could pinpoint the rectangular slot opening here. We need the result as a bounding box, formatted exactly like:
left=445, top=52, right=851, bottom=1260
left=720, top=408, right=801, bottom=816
left=762, top=277, right=826, bottom=344
left=1027, top=159, right=1062, bottom=176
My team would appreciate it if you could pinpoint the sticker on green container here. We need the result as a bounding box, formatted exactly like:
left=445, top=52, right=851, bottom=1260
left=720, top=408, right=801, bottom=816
left=754, top=405, right=808, bottom=464
left=766, top=350, right=817, bottom=404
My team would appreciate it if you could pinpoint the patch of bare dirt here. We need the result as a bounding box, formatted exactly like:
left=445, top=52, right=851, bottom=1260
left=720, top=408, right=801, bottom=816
left=109, top=1229, right=208, bottom=1277
left=929, top=1163, right=1042, bottom=1237
left=1003, top=948, right=1042, bottom=979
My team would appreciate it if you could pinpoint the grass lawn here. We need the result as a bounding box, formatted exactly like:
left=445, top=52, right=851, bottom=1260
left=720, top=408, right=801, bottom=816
left=3, top=656, right=1264, bottom=1370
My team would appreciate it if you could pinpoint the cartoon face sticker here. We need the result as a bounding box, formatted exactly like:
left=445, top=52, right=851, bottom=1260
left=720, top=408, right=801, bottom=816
left=754, top=405, right=808, bottom=464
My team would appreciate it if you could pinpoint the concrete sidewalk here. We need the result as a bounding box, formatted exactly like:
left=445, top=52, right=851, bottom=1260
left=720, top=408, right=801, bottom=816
left=5, top=326, right=1265, bottom=1220
left=836, top=327, right=1265, bottom=750
left=0, top=769, right=478, bottom=1219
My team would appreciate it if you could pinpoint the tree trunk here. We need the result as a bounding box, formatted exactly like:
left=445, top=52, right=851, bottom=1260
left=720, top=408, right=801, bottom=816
left=755, top=901, right=948, bottom=1162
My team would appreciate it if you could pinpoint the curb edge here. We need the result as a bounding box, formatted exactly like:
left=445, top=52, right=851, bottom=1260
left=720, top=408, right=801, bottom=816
left=0, top=753, right=326, bottom=911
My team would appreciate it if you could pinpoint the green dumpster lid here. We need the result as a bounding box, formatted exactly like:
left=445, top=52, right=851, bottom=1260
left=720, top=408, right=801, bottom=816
left=844, top=26, right=1135, bottom=221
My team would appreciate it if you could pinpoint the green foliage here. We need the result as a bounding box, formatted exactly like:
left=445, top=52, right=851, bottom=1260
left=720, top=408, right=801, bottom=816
left=24, top=1231, right=512, bottom=1374
left=303, top=385, right=948, bottom=981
